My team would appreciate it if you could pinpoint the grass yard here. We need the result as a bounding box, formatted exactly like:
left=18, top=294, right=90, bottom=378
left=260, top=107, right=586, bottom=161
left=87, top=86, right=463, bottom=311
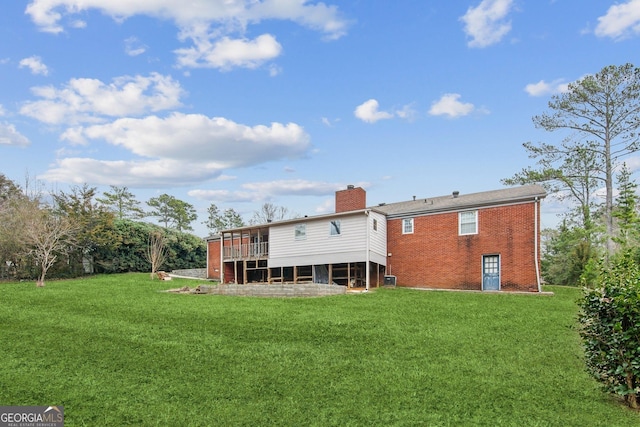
left=1, top=274, right=639, bottom=426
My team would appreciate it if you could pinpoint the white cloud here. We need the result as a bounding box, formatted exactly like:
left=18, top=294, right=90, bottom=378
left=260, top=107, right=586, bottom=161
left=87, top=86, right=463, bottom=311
left=428, top=94, right=475, bottom=118
left=189, top=179, right=343, bottom=203
left=0, top=122, right=31, bottom=147
left=70, top=113, right=310, bottom=165
left=44, top=113, right=311, bottom=186
left=20, top=73, right=184, bottom=124
left=19, top=56, right=49, bottom=75
left=314, top=198, right=334, bottom=214
left=124, top=36, right=147, bottom=56
left=460, top=0, right=514, bottom=48
left=619, top=156, right=640, bottom=173
left=175, top=34, right=282, bottom=70
left=41, top=158, right=222, bottom=187
left=524, top=79, right=569, bottom=97
left=25, top=0, right=349, bottom=69
left=242, top=179, right=341, bottom=196
left=595, top=0, right=640, bottom=40
left=354, top=99, right=414, bottom=124
left=354, top=99, right=393, bottom=123
left=26, top=0, right=348, bottom=37
left=188, top=189, right=257, bottom=203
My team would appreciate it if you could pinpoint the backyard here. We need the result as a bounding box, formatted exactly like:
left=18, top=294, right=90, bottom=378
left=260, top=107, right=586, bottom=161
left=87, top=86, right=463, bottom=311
left=0, top=274, right=638, bottom=426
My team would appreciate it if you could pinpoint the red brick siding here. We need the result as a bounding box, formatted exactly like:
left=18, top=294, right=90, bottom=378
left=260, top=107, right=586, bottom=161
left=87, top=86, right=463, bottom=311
left=207, top=239, right=221, bottom=280
left=207, top=235, right=250, bottom=281
left=335, top=187, right=366, bottom=213
left=386, top=202, right=540, bottom=291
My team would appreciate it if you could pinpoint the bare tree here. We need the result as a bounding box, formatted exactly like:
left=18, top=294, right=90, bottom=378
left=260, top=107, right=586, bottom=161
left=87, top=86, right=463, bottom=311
left=16, top=200, right=77, bottom=287
left=249, top=202, right=297, bottom=225
left=145, top=230, right=168, bottom=279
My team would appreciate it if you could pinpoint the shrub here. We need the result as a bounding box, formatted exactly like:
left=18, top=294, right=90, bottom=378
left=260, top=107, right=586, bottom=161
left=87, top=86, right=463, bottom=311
left=578, top=252, right=640, bottom=409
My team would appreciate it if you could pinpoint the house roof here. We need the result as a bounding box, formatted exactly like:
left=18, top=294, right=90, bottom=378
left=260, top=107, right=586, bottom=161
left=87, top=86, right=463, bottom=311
left=215, top=208, right=370, bottom=236
left=371, top=184, right=546, bottom=219
left=211, top=185, right=547, bottom=237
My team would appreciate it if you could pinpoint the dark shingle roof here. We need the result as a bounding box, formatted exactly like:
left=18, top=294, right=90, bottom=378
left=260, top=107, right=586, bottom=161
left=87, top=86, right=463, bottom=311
left=371, top=184, right=546, bottom=218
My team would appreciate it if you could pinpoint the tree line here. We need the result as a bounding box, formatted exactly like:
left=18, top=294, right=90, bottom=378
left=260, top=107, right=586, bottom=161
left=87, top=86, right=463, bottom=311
left=504, top=63, right=640, bottom=287
left=503, top=63, right=640, bottom=409
left=0, top=176, right=297, bottom=284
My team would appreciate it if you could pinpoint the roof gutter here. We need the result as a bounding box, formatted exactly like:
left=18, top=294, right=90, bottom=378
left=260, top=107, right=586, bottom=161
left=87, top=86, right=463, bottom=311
left=381, top=193, right=547, bottom=220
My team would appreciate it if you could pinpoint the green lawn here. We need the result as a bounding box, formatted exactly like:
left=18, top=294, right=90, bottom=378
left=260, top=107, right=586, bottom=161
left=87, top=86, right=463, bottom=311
left=0, top=274, right=638, bottom=426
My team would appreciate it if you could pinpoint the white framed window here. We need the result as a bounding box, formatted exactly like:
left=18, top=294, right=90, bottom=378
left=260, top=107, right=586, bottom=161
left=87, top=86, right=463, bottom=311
left=295, top=224, right=307, bottom=240
left=402, top=218, right=414, bottom=234
left=330, top=220, right=341, bottom=236
left=372, top=218, right=378, bottom=231
left=459, top=210, right=478, bottom=235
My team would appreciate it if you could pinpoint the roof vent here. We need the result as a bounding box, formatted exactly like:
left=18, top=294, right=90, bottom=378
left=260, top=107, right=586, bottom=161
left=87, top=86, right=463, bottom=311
left=453, top=191, right=460, bottom=198
left=413, top=195, right=416, bottom=201
left=347, top=184, right=355, bottom=189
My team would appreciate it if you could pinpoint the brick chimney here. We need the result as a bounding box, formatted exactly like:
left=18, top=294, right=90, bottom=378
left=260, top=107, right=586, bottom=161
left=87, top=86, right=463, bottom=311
left=335, top=185, right=366, bottom=213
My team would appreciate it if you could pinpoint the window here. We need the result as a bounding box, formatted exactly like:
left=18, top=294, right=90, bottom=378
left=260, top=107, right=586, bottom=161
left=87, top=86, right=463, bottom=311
left=295, top=224, right=306, bottom=240
left=372, top=218, right=378, bottom=231
left=459, top=210, right=478, bottom=235
left=330, top=220, right=341, bottom=236
left=402, top=218, right=414, bottom=234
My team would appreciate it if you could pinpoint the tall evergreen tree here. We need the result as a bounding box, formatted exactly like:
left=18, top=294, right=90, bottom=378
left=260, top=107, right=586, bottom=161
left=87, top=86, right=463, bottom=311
left=505, top=63, right=640, bottom=255
left=203, top=203, right=245, bottom=234
left=147, top=194, right=197, bottom=232
left=612, top=163, right=640, bottom=249
left=97, top=186, right=145, bottom=220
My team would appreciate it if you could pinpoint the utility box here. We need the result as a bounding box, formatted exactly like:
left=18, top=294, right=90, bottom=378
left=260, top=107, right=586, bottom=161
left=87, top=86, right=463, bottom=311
left=383, top=275, right=396, bottom=287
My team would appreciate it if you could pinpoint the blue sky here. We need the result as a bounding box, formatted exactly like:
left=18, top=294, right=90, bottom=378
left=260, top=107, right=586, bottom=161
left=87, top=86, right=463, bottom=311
left=1, top=0, right=639, bottom=236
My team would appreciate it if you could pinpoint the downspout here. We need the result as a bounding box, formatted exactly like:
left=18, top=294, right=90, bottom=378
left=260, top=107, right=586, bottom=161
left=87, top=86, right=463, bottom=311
left=365, top=210, right=370, bottom=291
left=534, top=197, right=542, bottom=292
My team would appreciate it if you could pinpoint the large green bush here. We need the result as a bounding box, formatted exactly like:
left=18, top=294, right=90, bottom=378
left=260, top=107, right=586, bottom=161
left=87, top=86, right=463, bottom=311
left=93, top=219, right=206, bottom=274
left=578, top=252, right=640, bottom=409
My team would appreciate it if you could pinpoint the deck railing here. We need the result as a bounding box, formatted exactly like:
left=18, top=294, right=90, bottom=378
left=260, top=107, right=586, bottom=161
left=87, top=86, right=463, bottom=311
left=223, top=242, right=269, bottom=259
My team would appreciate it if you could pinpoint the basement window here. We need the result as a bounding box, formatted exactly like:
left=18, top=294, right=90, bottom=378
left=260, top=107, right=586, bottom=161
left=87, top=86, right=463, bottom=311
left=402, top=218, right=414, bottom=234
left=295, top=224, right=307, bottom=240
left=459, top=210, right=478, bottom=235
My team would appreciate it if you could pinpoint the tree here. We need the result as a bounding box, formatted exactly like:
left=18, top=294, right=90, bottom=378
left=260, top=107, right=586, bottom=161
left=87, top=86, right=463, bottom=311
left=13, top=199, right=77, bottom=286
left=97, top=186, right=145, bottom=220
left=92, top=219, right=206, bottom=274
left=0, top=175, right=27, bottom=279
left=53, top=184, right=117, bottom=275
left=505, top=63, right=640, bottom=255
left=203, top=203, right=245, bottom=234
left=147, top=194, right=197, bottom=232
left=0, top=173, right=22, bottom=205
left=249, top=202, right=296, bottom=225
left=541, top=221, right=600, bottom=286
left=145, top=230, right=167, bottom=279
left=612, top=163, right=640, bottom=250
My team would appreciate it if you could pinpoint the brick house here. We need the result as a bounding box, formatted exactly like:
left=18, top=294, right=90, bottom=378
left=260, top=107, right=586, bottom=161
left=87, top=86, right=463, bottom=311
left=206, top=184, right=546, bottom=292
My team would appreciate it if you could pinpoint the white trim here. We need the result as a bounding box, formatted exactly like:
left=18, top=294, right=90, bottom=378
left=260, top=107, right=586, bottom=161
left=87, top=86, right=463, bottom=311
left=402, top=218, right=414, bottom=234
left=459, top=210, right=478, bottom=235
